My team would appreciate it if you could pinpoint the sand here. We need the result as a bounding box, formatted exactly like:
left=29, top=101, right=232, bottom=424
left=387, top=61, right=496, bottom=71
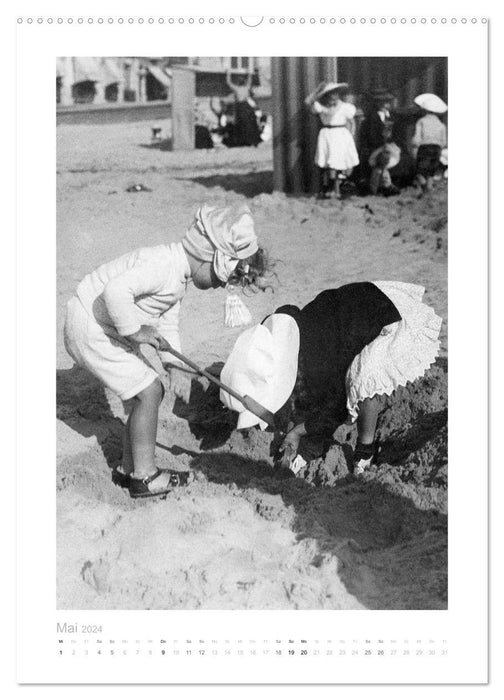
left=57, top=119, right=447, bottom=610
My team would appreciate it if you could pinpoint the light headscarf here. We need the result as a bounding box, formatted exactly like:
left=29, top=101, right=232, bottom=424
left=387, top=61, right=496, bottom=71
left=182, top=203, right=258, bottom=283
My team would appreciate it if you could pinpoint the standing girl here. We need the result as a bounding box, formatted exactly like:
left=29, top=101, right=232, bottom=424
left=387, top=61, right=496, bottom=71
left=305, top=82, right=360, bottom=199
left=411, top=93, right=448, bottom=192
left=64, top=203, right=272, bottom=498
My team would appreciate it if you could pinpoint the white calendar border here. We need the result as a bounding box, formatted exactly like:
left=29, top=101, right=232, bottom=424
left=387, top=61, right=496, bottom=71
left=12, top=0, right=489, bottom=686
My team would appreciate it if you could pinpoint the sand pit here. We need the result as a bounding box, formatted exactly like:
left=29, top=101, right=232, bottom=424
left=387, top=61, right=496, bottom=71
left=57, top=121, right=447, bottom=610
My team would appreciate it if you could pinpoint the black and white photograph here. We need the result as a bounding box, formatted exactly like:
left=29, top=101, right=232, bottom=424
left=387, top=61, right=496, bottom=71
left=55, top=55, right=449, bottom=612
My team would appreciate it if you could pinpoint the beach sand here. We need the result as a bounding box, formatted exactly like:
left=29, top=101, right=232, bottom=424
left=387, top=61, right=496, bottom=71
left=57, top=120, right=447, bottom=610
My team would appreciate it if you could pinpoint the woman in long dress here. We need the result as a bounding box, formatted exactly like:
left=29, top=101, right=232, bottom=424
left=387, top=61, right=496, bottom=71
left=224, top=69, right=262, bottom=147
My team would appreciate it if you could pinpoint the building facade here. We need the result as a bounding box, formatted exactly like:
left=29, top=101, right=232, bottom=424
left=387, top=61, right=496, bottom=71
left=56, top=57, right=272, bottom=106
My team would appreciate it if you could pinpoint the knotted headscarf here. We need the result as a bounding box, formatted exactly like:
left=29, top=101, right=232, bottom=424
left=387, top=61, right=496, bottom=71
left=182, top=203, right=258, bottom=283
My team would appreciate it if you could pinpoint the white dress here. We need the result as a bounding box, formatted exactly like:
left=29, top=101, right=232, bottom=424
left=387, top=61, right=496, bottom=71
left=345, top=281, right=442, bottom=421
left=313, top=101, right=360, bottom=170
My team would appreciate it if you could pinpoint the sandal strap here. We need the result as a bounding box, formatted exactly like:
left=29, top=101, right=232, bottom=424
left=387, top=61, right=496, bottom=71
left=131, top=468, right=191, bottom=488
left=139, top=468, right=163, bottom=486
left=168, top=472, right=181, bottom=487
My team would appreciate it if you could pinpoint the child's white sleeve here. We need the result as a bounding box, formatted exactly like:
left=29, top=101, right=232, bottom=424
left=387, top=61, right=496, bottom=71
left=345, top=103, right=357, bottom=119
left=102, top=262, right=168, bottom=336
left=157, top=302, right=185, bottom=366
left=411, top=120, right=423, bottom=147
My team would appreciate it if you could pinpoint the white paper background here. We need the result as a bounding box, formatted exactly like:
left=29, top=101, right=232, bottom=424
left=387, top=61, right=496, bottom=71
left=5, top=0, right=498, bottom=695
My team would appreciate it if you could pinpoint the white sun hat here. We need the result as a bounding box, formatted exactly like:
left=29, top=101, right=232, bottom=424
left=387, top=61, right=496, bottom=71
left=316, top=81, right=349, bottom=99
left=220, top=313, right=300, bottom=430
left=414, top=93, right=448, bottom=114
left=368, top=142, right=401, bottom=169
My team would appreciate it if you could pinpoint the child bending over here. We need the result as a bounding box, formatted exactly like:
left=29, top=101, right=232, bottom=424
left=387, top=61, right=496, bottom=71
left=64, top=204, right=272, bottom=497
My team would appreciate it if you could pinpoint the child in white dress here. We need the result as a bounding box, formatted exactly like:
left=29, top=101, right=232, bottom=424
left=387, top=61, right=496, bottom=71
left=305, top=82, right=360, bottom=198
left=64, top=204, right=272, bottom=498
left=411, top=93, right=448, bottom=192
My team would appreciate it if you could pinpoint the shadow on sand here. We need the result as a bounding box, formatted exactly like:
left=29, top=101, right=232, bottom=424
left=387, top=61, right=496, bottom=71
left=177, top=169, right=273, bottom=198
left=57, top=366, right=124, bottom=470
left=189, top=448, right=447, bottom=609
left=138, top=138, right=173, bottom=152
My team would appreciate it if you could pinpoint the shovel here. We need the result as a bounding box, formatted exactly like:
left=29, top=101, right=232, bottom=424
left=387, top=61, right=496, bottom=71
left=158, top=339, right=276, bottom=429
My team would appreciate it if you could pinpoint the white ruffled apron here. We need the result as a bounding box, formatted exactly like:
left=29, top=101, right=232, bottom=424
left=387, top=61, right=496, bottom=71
left=345, top=281, right=442, bottom=421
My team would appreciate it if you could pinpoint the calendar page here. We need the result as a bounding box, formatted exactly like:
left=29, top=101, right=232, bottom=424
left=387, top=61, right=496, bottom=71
left=15, top=0, right=488, bottom=686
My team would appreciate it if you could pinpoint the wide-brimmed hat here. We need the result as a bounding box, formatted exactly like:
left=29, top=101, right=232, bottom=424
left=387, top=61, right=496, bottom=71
left=316, top=81, right=349, bottom=100
left=414, top=93, right=448, bottom=114
left=368, top=142, right=401, bottom=169
left=220, top=313, right=300, bottom=429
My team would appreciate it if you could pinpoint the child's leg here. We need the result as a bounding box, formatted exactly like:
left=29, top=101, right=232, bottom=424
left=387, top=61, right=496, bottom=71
left=121, top=413, right=134, bottom=475
left=127, top=377, right=193, bottom=496
left=356, top=395, right=380, bottom=444
left=353, top=396, right=380, bottom=475
left=128, top=378, right=164, bottom=479
left=381, top=168, right=392, bottom=189
left=328, top=168, right=339, bottom=197
left=369, top=167, right=381, bottom=195
left=318, top=168, right=329, bottom=197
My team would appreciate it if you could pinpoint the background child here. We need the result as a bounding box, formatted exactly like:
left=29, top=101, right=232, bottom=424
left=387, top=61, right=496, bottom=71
left=305, top=81, right=359, bottom=199
left=411, top=93, right=448, bottom=192
left=64, top=204, right=272, bottom=498
left=368, top=142, right=401, bottom=196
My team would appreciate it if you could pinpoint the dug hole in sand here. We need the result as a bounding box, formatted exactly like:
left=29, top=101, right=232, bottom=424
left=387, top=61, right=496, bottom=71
left=57, top=121, right=447, bottom=610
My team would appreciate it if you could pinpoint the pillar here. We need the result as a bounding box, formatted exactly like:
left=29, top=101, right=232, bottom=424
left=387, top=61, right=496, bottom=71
left=59, top=57, right=74, bottom=106
left=138, top=66, right=147, bottom=103
left=272, top=57, right=339, bottom=194
left=171, top=67, right=196, bottom=150
left=94, top=80, right=106, bottom=104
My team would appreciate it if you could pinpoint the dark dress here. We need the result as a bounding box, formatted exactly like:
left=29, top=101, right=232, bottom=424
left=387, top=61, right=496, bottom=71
left=359, top=110, right=392, bottom=154
left=223, top=101, right=261, bottom=148
left=360, top=110, right=393, bottom=152
left=276, top=283, right=401, bottom=438
left=195, top=124, right=214, bottom=149
left=416, top=144, right=442, bottom=178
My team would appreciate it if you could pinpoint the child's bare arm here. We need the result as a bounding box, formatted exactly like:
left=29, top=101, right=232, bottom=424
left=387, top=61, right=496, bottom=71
left=304, top=82, right=326, bottom=107
left=280, top=422, right=307, bottom=456
left=411, top=120, right=423, bottom=156
left=225, top=69, right=235, bottom=90
left=346, top=117, right=356, bottom=136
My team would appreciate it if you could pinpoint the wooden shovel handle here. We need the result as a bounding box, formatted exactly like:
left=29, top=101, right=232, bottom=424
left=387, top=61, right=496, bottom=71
left=159, top=340, right=253, bottom=405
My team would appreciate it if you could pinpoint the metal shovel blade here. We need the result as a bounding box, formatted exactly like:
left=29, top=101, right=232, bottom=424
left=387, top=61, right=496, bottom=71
left=241, top=395, right=276, bottom=428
